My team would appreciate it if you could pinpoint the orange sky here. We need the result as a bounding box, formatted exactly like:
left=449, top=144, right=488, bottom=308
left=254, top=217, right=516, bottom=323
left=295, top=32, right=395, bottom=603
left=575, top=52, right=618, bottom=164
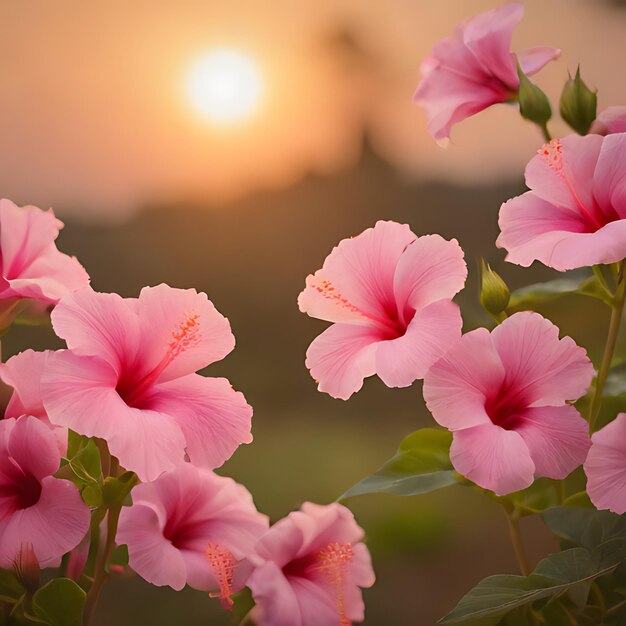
left=0, top=0, right=625, bottom=221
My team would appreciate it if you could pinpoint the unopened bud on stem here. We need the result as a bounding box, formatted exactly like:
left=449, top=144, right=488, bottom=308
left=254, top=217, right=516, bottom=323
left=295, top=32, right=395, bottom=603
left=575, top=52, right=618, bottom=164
left=560, top=66, right=597, bottom=135
left=480, top=261, right=510, bottom=322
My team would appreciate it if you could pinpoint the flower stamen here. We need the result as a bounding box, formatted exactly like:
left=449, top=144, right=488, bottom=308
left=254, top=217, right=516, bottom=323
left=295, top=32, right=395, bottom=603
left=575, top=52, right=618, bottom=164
left=205, top=543, right=236, bottom=610
left=317, top=542, right=354, bottom=626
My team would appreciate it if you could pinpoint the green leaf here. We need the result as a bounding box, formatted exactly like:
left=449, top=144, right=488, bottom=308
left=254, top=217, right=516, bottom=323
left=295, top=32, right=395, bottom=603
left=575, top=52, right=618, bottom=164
left=508, top=273, right=612, bottom=311
left=543, top=507, right=626, bottom=568
left=231, top=587, right=255, bottom=622
left=102, top=471, right=138, bottom=507
left=32, top=578, right=86, bottom=626
left=339, top=429, right=459, bottom=500
left=80, top=483, right=104, bottom=507
left=440, top=549, right=617, bottom=624
left=0, top=569, right=25, bottom=602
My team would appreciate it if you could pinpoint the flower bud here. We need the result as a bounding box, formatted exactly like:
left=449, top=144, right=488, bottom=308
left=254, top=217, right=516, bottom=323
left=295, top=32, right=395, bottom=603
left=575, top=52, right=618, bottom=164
left=559, top=67, right=597, bottom=135
left=480, top=261, right=510, bottom=320
left=517, top=65, right=552, bottom=129
left=13, top=544, right=40, bottom=595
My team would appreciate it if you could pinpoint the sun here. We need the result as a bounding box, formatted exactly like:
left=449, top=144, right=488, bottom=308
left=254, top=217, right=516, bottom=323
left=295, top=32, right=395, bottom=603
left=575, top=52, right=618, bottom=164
left=185, top=49, right=263, bottom=124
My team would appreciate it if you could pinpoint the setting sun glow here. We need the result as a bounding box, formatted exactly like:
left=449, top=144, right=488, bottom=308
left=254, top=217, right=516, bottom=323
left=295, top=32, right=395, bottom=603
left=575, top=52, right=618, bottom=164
left=185, top=49, right=262, bottom=124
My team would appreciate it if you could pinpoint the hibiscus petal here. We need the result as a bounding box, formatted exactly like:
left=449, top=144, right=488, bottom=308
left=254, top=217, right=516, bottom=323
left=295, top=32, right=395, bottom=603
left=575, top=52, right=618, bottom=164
left=515, top=405, right=591, bottom=480
left=290, top=576, right=346, bottom=626
left=491, top=312, right=593, bottom=406
left=591, top=106, right=626, bottom=136
left=518, top=46, right=561, bottom=76
left=146, top=375, right=252, bottom=470
left=297, top=502, right=366, bottom=557
left=42, top=351, right=186, bottom=481
left=117, top=503, right=187, bottom=590
left=300, top=221, right=415, bottom=325
left=525, top=134, right=603, bottom=214
left=375, top=300, right=462, bottom=388
left=450, top=423, right=535, bottom=496
left=498, top=192, right=626, bottom=270
left=461, top=2, right=523, bottom=88
left=137, top=284, right=235, bottom=382
left=247, top=561, right=303, bottom=626
left=304, top=324, right=382, bottom=400
left=584, top=413, right=626, bottom=515
left=51, top=287, right=140, bottom=374
left=392, top=235, right=466, bottom=320
left=1, top=349, right=51, bottom=418
left=0, top=200, right=88, bottom=303
left=594, top=132, right=626, bottom=217
left=0, top=476, right=89, bottom=568
left=423, top=327, right=503, bottom=431
left=6, top=415, right=59, bottom=481
left=0, top=201, right=61, bottom=279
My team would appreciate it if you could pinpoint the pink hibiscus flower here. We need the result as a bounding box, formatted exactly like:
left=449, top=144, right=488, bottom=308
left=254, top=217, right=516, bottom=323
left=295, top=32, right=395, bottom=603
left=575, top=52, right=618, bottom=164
left=497, top=133, right=626, bottom=270
left=41, top=284, right=253, bottom=482
left=414, top=2, right=559, bottom=141
left=423, top=312, right=593, bottom=496
left=1, top=349, right=67, bottom=454
left=298, top=220, right=467, bottom=400
left=241, top=502, right=375, bottom=626
left=117, top=464, right=268, bottom=606
left=591, top=106, right=626, bottom=136
left=584, top=413, right=626, bottom=514
left=0, top=415, right=90, bottom=567
left=0, top=199, right=89, bottom=326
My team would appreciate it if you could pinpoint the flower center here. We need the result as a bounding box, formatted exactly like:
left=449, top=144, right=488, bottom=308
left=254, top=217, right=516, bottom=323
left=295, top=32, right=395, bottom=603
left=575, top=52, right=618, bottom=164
left=205, top=543, right=236, bottom=610
left=538, top=140, right=616, bottom=232
left=117, top=311, right=201, bottom=407
left=0, top=467, right=42, bottom=513
left=317, top=542, right=354, bottom=626
left=484, top=384, right=528, bottom=430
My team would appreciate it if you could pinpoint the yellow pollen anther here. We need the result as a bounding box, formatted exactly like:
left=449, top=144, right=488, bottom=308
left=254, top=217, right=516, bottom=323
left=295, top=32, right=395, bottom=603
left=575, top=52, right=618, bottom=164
left=205, top=543, right=236, bottom=610
left=538, top=139, right=564, bottom=172
left=317, top=542, right=354, bottom=626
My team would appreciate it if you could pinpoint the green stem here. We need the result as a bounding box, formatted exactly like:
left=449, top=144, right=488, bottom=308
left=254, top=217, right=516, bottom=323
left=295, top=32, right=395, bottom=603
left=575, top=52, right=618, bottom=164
left=539, top=122, right=552, bottom=142
left=82, top=441, right=119, bottom=626
left=589, top=261, right=626, bottom=432
left=504, top=510, right=530, bottom=576
left=82, top=505, right=121, bottom=626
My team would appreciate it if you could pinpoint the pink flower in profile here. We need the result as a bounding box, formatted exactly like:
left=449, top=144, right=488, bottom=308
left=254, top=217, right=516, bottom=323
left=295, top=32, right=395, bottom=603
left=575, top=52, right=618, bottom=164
left=591, top=106, right=626, bottom=136
left=41, top=284, right=253, bottom=482
left=0, top=199, right=89, bottom=325
left=0, top=415, right=90, bottom=567
left=584, top=413, right=626, bottom=514
left=414, top=2, right=559, bottom=141
left=117, top=464, right=268, bottom=606
left=1, top=350, right=67, bottom=454
left=423, top=312, right=593, bottom=496
left=497, top=133, right=626, bottom=270
left=241, top=502, right=375, bottom=626
left=298, top=220, right=467, bottom=400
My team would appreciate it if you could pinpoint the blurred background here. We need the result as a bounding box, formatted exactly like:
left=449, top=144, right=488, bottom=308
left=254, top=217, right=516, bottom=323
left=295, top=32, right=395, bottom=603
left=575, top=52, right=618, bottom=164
left=2, top=0, right=626, bottom=624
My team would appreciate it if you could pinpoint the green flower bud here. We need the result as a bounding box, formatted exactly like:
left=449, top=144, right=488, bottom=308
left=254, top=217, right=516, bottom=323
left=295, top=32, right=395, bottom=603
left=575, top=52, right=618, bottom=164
left=480, top=261, right=510, bottom=320
left=559, top=66, right=597, bottom=135
left=517, top=65, right=552, bottom=131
